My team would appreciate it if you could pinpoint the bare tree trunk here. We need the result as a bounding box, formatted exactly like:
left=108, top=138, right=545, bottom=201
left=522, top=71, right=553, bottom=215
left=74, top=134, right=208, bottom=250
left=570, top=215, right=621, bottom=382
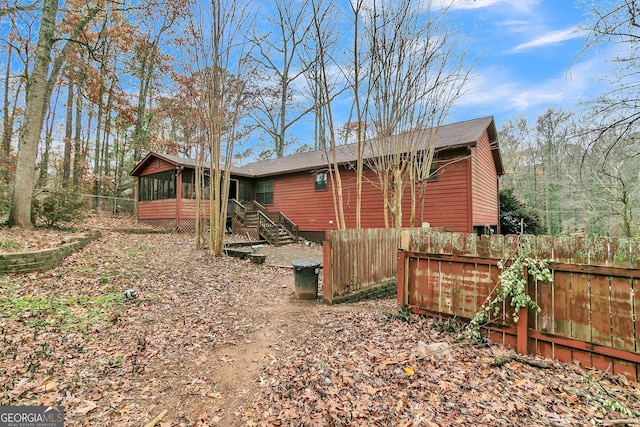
left=350, top=0, right=364, bottom=229
left=102, top=83, right=114, bottom=178
left=409, top=166, right=416, bottom=227
left=8, top=0, right=60, bottom=228
left=310, top=0, right=345, bottom=230
left=133, top=22, right=172, bottom=161
left=381, top=173, right=390, bottom=228
left=8, top=0, right=99, bottom=227
left=132, top=45, right=151, bottom=161
left=63, top=82, right=74, bottom=187
left=392, top=167, right=403, bottom=228
left=114, top=131, right=127, bottom=198
left=73, top=68, right=86, bottom=190
left=194, top=136, right=204, bottom=250
left=38, top=85, right=60, bottom=187
left=1, top=40, right=14, bottom=184
left=93, top=72, right=106, bottom=209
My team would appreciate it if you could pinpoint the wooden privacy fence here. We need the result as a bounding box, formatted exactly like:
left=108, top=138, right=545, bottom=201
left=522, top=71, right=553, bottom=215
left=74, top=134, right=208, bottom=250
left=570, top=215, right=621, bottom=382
left=397, top=231, right=640, bottom=381
left=323, top=228, right=405, bottom=303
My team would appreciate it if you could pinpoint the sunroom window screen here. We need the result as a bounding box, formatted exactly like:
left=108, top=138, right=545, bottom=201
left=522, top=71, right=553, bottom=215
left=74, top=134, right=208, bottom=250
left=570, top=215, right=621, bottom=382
left=181, top=169, right=210, bottom=199
left=139, top=170, right=176, bottom=201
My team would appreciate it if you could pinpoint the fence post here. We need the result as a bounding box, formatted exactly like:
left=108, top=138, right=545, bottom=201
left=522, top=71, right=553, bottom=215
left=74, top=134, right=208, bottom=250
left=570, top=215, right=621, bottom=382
left=323, top=233, right=333, bottom=304
left=398, top=230, right=411, bottom=308
left=397, top=249, right=407, bottom=308
left=516, top=266, right=529, bottom=355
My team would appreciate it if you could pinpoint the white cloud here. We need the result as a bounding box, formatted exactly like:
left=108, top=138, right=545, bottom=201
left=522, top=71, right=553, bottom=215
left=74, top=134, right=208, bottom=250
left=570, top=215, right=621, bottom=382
left=437, top=0, right=538, bottom=13
left=451, top=54, right=609, bottom=124
left=498, top=20, right=530, bottom=27
left=510, top=26, right=587, bottom=53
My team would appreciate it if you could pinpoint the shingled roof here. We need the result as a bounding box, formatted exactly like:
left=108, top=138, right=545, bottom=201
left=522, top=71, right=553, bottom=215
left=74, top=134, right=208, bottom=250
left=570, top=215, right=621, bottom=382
left=131, top=116, right=501, bottom=178
left=234, top=116, right=499, bottom=177
left=130, top=152, right=253, bottom=177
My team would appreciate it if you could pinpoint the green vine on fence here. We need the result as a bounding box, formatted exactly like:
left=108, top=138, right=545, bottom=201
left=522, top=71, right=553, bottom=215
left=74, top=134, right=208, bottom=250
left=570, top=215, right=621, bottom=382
left=464, top=255, right=553, bottom=341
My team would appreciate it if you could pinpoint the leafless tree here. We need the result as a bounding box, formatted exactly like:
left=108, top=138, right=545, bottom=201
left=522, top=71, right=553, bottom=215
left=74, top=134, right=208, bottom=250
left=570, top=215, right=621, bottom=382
left=580, top=129, right=640, bottom=237
left=249, top=0, right=316, bottom=158
left=188, top=0, right=255, bottom=256
left=362, top=0, right=469, bottom=228
left=499, top=107, right=639, bottom=237
left=580, top=0, right=640, bottom=154
left=308, top=0, right=347, bottom=230
left=129, top=0, right=186, bottom=161
left=346, top=0, right=368, bottom=229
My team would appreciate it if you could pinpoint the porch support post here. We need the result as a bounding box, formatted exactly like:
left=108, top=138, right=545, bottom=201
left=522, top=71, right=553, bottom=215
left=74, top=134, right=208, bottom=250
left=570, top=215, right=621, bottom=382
left=176, top=168, right=182, bottom=230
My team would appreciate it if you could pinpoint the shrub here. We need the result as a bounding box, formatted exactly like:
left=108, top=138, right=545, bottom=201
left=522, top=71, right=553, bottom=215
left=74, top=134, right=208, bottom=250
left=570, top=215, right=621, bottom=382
left=500, top=188, right=546, bottom=235
left=32, top=188, right=85, bottom=227
left=0, top=179, right=10, bottom=224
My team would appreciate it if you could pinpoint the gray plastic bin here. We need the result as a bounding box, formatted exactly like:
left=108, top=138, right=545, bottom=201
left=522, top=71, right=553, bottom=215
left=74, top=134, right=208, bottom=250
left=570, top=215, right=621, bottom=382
left=292, top=259, right=321, bottom=300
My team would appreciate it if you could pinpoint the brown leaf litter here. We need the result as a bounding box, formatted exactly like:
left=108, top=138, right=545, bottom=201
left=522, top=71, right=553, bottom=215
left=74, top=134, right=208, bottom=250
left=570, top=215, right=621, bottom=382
left=1, top=217, right=639, bottom=426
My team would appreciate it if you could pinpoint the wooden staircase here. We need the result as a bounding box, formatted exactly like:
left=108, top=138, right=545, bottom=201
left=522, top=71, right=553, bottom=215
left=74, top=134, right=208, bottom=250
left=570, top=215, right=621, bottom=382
left=229, top=199, right=299, bottom=246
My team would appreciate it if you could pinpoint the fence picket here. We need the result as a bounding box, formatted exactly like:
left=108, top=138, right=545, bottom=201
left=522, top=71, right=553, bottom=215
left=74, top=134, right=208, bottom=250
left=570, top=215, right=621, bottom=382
left=590, top=273, right=613, bottom=347
left=610, top=276, right=634, bottom=351
left=571, top=271, right=592, bottom=342
left=553, top=236, right=574, bottom=263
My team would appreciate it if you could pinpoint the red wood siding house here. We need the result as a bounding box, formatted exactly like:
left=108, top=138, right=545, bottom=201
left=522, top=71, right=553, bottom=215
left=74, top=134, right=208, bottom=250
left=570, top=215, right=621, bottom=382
left=233, top=116, right=503, bottom=240
left=130, top=116, right=503, bottom=238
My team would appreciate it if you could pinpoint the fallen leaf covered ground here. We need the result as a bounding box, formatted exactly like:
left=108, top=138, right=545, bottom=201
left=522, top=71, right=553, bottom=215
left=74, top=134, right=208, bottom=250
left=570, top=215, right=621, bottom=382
left=1, top=217, right=640, bottom=426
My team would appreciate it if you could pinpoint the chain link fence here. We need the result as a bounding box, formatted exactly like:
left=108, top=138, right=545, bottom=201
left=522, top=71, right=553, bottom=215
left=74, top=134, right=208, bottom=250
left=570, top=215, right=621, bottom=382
left=79, top=194, right=135, bottom=216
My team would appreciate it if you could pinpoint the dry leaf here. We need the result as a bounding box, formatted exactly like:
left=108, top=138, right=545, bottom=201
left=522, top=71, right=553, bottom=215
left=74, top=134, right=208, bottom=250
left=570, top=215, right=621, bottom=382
left=36, top=380, right=58, bottom=393
left=73, top=400, right=98, bottom=415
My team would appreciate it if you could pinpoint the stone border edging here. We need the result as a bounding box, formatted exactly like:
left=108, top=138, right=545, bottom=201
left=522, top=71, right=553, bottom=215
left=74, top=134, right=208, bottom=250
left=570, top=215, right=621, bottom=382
left=0, top=230, right=101, bottom=274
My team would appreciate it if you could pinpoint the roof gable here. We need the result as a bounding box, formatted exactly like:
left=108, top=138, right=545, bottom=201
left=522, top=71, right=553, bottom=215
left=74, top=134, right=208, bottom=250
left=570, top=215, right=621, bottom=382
left=129, top=152, right=180, bottom=176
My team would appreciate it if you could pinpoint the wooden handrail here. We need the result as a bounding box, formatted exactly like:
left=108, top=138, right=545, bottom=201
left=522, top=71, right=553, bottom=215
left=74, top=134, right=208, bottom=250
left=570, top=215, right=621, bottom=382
left=231, top=199, right=299, bottom=245
left=256, top=210, right=279, bottom=245
left=278, top=212, right=298, bottom=243
left=229, top=199, right=245, bottom=220
left=252, top=200, right=268, bottom=214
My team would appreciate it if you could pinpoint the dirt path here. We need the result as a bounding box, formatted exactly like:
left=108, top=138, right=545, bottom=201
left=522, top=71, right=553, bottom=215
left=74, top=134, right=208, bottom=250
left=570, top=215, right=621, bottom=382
left=109, top=233, right=333, bottom=426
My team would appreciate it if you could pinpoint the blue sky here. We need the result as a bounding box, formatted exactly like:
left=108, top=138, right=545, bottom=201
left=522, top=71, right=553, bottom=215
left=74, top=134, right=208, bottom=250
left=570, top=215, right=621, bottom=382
left=282, top=0, right=605, bottom=152
left=443, top=0, right=603, bottom=128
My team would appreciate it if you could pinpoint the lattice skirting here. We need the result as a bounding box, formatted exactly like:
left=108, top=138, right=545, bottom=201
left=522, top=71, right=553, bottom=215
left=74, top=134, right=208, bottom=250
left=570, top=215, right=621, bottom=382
left=177, top=218, right=211, bottom=233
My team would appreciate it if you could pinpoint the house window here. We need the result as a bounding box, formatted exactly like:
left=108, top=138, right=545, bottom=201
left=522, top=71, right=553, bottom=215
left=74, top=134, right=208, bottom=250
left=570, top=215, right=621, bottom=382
left=256, top=180, right=274, bottom=205
left=139, top=170, right=176, bottom=201
left=426, top=156, right=438, bottom=181
left=315, top=172, right=327, bottom=191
